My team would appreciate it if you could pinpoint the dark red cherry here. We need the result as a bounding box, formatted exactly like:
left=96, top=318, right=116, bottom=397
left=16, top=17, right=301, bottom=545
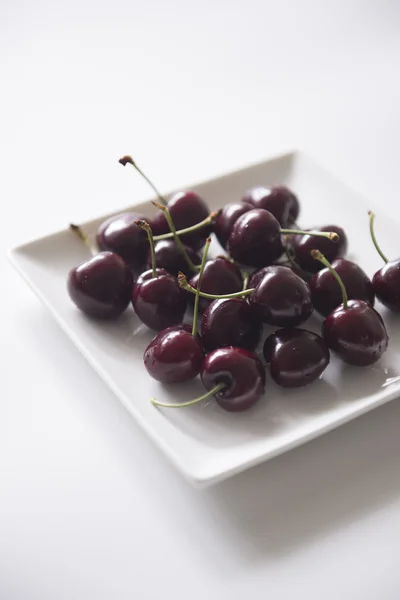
left=242, top=185, right=299, bottom=226
left=323, top=300, right=388, bottom=366
left=292, top=225, right=347, bottom=273
left=150, top=191, right=210, bottom=250
left=372, top=261, right=400, bottom=311
left=263, top=328, right=330, bottom=387
left=132, top=269, right=187, bottom=331
left=201, top=298, right=262, bottom=352
left=228, top=208, right=283, bottom=267
left=310, top=259, right=374, bottom=317
left=96, top=212, right=148, bottom=270
left=201, top=347, right=266, bottom=412
left=214, top=202, right=253, bottom=249
left=150, top=240, right=201, bottom=277
left=249, top=266, right=313, bottom=327
left=144, top=325, right=204, bottom=383
left=188, top=257, right=243, bottom=312
left=67, top=251, right=133, bottom=318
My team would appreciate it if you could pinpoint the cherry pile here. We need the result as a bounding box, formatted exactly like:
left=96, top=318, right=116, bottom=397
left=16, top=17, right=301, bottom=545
left=66, top=157, right=391, bottom=413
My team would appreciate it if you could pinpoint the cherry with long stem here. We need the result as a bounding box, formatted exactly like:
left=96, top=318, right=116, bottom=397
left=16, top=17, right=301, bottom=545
left=148, top=239, right=210, bottom=393
left=135, top=220, right=156, bottom=278
left=311, top=250, right=348, bottom=308
left=311, top=249, right=388, bottom=366
left=368, top=211, right=389, bottom=263
left=153, top=201, right=199, bottom=273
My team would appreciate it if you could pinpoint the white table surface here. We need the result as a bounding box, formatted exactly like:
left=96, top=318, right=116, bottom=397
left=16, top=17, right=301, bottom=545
left=1, top=1, right=400, bottom=598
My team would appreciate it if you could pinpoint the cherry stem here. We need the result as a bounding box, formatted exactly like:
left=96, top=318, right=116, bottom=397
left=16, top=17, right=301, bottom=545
left=368, top=211, right=389, bottom=264
left=311, top=249, right=348, bottom=309
left=192, top=237, right=211, bottom=337
left=242, top=271, right=249, bottom=297
left=281, top=228, right=339, bottom=241
left=69, top=224, right=97, bottom=256
left=178, top=273, right=255, bottom=299
left=153, top=210, right=220, bottom=241
left=152, top=201, right=199, bottom=273
left=135, top=220, right=156, bottom=278
left=151, top=382, right=225, bottom=408
left=119, top=155, right=167, bottom=206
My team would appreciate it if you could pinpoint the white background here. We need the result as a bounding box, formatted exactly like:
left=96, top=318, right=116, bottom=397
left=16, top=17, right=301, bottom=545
left=1, top=1, right=400, bottom=598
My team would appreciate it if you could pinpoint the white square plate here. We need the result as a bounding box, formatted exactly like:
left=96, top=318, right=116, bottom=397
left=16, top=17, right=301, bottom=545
left=9, top=151, right=400, bottom=486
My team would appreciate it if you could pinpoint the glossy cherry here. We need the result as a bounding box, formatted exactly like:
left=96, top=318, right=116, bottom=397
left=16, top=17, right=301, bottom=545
left=133, top=274, right=186, bottom=331
left=291, top=225, right=347, bottom=273
left=369, top=211, right=400, bottom=311
left=228, top=208, right=284, bottom=267
left=201, top=347, right=266, bottom=412
left=132, top=222, right=187, bottom=330
left=147, top=192, right=211, bottom=251
left=214, top=202, right=253, bottom=249
left=310, top=258, right=374, bottom=317
left=263, top=328, right=330, bottom=387
left=67, top=226, right=133, bottom=318
left=201, top=298, right=262, bottom=352
left=242, top=185, right=299, bottom=226
left=323, top=300, right=388, bottom=366
left=151, top=240, right=200, bottom=277
left=144, top=324, right=204, bottom=383
left=143, top=238, right=212, bottom=383
left=249, top=265, right=313, bottom=327
left=188, top=257, right=243, bottom=312
left=96, top=212, right=148, bottom=271
left=312, top=250, right=388, bottom=366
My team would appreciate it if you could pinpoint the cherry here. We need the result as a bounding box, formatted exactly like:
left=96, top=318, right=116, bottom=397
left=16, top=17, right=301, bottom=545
left=143, top=324, right=204, bottom=383
left=228, top=209, right=283, bottom=267
left=312, top=250, right=389, bottom=366
left=263, top=328, right=330, bottom=387
left=143, top=238, right=211, bottom=383
left=164, top=191, right=211, bottom=250
left=148, top=192, right=212, bottom=250
left=214, top=202, right=253, bottom=249
left=151, top=347, right=266, bottom=412
left=67, top=225, right=133, bottom=318
left=228, top=209, right=337, bottom=269
left=151, top=240, right=200, bottom=277
left=96, top=212, right=148, bottom=270
left=310, top=258, right=374, bottom=317
left=369, top=211, right=400, bottom=311
left=201, top=347, right=266, bottom=412
left=201, top=298, right=262, bottom=352
left=291, top=225, right=347, bottom=273
left=131, top=222, right=187, bottom=330
left=242, top=185, right=299, bottom=226
left=188, top=256, right=243, bottom=312
left=249, top=266, right=313, bottom=327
